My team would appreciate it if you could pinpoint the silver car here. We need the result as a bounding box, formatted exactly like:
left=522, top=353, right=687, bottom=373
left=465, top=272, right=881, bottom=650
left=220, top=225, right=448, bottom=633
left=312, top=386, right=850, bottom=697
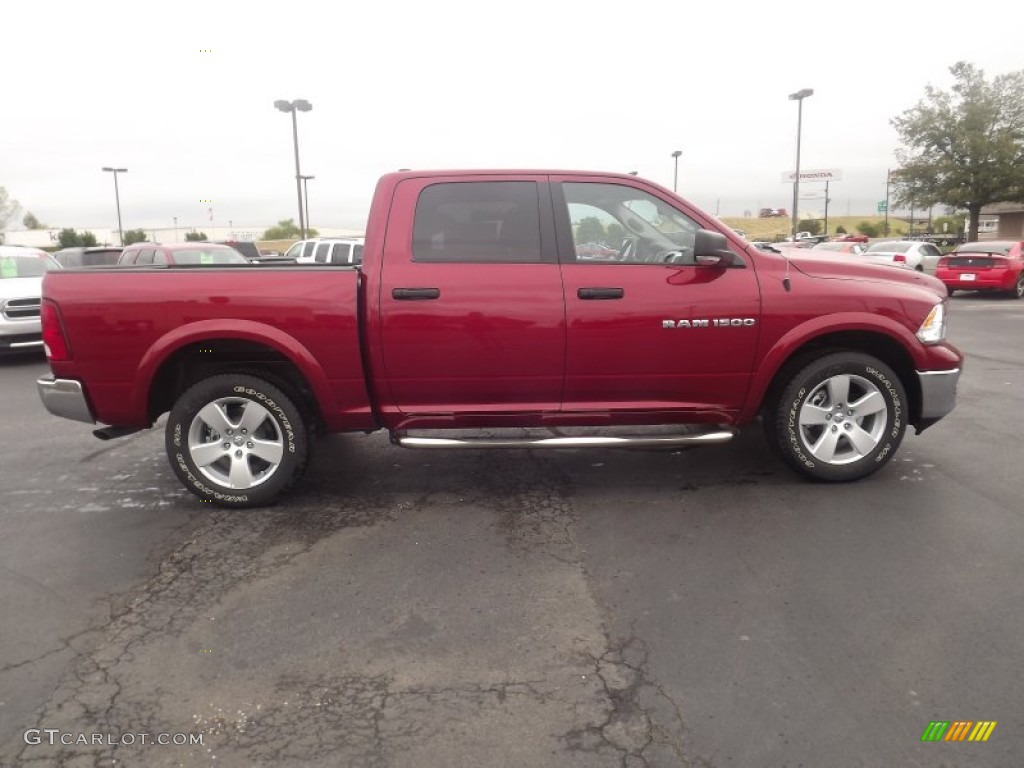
left=858, top=240, right=944, bottom=273
left=0, top=246, right=61, bottom=355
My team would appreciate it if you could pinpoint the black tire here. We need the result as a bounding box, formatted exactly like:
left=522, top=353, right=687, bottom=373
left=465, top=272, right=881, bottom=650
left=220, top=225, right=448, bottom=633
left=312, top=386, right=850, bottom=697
left=767, top=352, right=907, bottom=482
left=166, top=374, right=309, bottom=507
left=946, top=286, right=956, bottom=297
left=1010, top=273, right=1024, bottom=299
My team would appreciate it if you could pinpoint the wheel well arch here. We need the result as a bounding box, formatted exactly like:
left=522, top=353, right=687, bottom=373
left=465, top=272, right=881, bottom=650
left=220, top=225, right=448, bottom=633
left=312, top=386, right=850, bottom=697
left=760, top=331, right=921, bottom=423
left=147, top=339, right=324, bottom=432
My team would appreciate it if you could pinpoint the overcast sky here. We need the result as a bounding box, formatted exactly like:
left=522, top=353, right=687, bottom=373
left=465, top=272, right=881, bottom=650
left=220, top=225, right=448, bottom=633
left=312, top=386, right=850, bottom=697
left=4, top=0, right=1021, bottom=233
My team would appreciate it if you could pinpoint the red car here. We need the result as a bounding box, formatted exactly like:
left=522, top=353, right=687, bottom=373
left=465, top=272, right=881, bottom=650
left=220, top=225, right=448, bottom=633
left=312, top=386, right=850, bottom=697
left=935, top=240, right=1024, bottom=298
left=832, top=234, right=869, bottom=243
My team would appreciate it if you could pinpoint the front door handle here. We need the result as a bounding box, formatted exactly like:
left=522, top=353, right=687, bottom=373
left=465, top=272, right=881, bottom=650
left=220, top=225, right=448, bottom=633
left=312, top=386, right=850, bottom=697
left=578, top=287, right=624, bottom=300
left=392, top=287, right=441, bottom=300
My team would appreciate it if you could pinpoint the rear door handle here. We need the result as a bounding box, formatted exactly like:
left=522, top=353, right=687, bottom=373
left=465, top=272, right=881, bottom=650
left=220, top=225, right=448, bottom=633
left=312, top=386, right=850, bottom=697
left=577, top=287, right=624, bottom=300
left=392, top=287, right=441, bottom=300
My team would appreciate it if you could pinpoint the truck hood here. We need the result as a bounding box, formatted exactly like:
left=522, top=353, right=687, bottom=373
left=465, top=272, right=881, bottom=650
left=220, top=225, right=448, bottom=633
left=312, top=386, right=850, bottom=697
left=0, top=276, right=43, bottom=300
left=785, top=253, right=946, bottom=298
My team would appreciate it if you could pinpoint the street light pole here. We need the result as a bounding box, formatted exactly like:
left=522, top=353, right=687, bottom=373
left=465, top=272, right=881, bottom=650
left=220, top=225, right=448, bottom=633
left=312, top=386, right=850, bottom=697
left=173, top=216, right=178, bottom=242
left=274, top=99, right=313, bottom=239
left=671, top=150, right=682, bottom=192
left=102, top=167, right=127, bottom=246
left=788, top=88, right=813, bottom=240
left=300, top=175, right=314, bottom=233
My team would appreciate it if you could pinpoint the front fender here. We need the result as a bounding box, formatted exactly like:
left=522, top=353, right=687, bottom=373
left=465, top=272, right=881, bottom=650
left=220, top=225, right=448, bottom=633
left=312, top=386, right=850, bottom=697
left=739, top=312, right=924, bottom=422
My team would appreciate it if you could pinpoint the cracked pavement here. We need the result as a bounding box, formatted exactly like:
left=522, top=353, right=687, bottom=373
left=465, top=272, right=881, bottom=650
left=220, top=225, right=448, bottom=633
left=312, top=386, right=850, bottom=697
left=3, top=296, right=1024, bottom=767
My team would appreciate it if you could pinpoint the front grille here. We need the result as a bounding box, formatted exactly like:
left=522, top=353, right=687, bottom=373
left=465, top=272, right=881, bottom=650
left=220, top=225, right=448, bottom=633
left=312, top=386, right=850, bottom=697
left=2, top=298, right=41, bottom=320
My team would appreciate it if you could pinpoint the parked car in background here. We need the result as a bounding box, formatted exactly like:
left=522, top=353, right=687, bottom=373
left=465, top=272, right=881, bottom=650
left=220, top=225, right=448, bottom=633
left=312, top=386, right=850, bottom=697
left=0, top=246, right=61, bottom=354
left=293, top=238, right=365, bottom=265
left=858, top=241, right=943, bottom=273
left=214, top=240, right=261, bottom=261
left=118, top=243, right=249, bottom=266
left=935, top=240, right=1024, bottom=298
left=811, top=241, right=867, bottom=255
left=576, top=242, right=620, bottom=261
left=52, top=246, right=123, bottom=268
left=832, top=233, right=869, bottom=243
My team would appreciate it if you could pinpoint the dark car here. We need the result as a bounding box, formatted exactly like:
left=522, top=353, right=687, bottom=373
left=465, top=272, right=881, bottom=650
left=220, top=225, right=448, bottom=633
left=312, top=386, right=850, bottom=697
left=117, top=243, right=249, bottom=266
left=214, top=240, right=261, bottom=262
left=53, top=246, right=123, bottom=268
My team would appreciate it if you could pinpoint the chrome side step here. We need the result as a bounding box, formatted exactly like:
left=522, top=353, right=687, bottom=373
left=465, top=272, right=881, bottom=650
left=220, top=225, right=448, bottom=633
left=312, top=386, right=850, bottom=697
left=392, top=428, right=737, bottom=450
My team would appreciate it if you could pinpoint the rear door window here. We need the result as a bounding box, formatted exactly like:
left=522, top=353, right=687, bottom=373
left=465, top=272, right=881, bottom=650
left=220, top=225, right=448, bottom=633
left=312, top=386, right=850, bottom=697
left=330, top=243, right=351, bottom=264
left=412, top=182, right=542, bottom=263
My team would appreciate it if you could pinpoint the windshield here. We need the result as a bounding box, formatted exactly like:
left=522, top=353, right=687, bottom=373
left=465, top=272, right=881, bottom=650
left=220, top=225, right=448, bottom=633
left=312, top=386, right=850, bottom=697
left=0, top=255, right=57, bottom=278
left=866, top=241, right=912, bottom=253
left=172, top=248, right=248, bottom=265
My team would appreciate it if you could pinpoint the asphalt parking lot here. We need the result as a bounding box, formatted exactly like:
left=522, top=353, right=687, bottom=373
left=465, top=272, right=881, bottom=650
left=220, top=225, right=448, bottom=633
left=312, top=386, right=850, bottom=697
left=1, top=293, right=1022, bottom=768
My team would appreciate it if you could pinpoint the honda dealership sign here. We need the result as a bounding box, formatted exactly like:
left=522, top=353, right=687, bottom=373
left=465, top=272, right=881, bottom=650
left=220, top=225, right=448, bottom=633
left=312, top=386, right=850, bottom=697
left=780, top=168, right=842, bottom=182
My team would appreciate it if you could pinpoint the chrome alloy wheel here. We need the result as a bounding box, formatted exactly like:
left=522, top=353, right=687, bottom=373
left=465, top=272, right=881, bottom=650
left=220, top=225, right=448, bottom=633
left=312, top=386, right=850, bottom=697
left=796, top=374, right=888, bottom=465
left=187, top=397, right=285, bottom=489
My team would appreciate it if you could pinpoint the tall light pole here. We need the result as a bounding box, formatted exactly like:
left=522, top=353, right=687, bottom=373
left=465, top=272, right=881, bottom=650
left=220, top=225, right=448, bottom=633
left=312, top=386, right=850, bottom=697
left=102, top=167, right=127, bottom=246
left=173, top=216, right=178, bottom=242
left=274, top=99, right=313, bottom=239
left=788, top=88, right=813, bottom=239
left=300, top=175, right=314, bottom=234
left=671, top=150, right=682, bottom=192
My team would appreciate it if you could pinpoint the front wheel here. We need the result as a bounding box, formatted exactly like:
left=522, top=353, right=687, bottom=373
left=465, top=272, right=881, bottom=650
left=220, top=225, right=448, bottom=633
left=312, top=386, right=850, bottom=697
left=767, top=352, right=907, bottom=482
left=166, top=374, right=309, bottom=507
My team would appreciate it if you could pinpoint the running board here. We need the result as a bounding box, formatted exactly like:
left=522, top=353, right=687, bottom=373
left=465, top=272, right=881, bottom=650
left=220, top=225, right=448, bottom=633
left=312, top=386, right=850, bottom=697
left=392, top=428, right=737, bottom=450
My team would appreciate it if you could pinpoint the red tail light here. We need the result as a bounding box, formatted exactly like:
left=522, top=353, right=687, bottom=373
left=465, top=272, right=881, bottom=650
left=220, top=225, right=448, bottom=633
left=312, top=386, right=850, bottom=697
left=40, top=300, right=71, bottom=361
left=937, top=257, right=949, bottom=268
left=893, top=254, right=907, bottom=263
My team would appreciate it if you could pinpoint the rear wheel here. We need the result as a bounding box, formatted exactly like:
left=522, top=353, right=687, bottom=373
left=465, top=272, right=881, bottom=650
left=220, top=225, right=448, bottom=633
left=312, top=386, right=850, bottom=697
left=166, top=374, right=309, bottom=507
left=767, top=352, right=907, bottom=482
left=946, top=286, right=956, bottom=297
left=1010, top=273, right=1024, bottom=299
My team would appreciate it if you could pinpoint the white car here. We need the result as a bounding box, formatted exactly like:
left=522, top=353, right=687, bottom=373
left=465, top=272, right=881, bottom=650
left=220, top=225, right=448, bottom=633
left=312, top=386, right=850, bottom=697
left=857, top=240, right=944, bottom=273
left=284, top=237, right=365, bottom=266
left=0, top=246, right=61, bottom=355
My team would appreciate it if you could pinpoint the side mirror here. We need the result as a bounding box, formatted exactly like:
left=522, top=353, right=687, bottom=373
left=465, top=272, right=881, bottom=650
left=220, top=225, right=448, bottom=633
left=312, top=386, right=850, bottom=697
left=693, top=229, right=737, bottom=267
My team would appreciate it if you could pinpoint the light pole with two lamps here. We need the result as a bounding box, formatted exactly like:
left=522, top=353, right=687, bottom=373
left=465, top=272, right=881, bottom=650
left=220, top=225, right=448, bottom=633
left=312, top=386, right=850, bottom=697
left=788, top=88, right=813, bottom=240
left=273, top=99, right=313, bottom=239
left=102, top=167, right=127, bottom=246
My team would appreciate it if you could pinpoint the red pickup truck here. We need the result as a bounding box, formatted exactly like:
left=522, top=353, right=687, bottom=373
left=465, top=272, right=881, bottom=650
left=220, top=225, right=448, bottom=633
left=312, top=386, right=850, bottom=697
left=37, top=170, right=962, bottom=507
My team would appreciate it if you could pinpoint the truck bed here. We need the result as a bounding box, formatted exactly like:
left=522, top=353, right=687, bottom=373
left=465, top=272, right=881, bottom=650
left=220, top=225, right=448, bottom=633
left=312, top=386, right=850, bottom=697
left=44, top=266, right=373, bottom=430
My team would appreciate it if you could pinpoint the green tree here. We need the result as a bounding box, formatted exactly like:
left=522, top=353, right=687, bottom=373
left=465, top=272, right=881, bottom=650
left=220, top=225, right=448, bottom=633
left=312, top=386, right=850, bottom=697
left=932, top=214, right=965, bottom=236
left=797, top=219, right=822, bottom=235
left=574, top=216, right=607, bottom=244
left=891, top=62, right=1024, bottom=242
left=57, top=228, right=80, bottom=247
left=0, top=187, right=20, bottom=233
left=122, top=229, right=148, bottom=245
left=835, top=224, right=847, bottom=234
left=262, top=219, right=319, bottom=239
left=605, top=222, right=626, bottom=245
left=184, top=230, right=208, bottom=242
left=23, top=211, right=45, bottom=229
left=56, top=228, right=98, bottom=247
left=856, top=221, right=880, bottom=238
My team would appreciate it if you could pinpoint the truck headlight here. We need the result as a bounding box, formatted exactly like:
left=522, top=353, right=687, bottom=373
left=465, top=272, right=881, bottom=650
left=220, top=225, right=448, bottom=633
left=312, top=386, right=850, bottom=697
left=916, top=302, right=947, bottom=344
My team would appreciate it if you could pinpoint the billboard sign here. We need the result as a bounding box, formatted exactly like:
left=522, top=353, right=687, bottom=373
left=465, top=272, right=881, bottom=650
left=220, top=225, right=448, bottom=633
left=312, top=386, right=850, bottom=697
left=781, top=168, right=842, bottom=183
